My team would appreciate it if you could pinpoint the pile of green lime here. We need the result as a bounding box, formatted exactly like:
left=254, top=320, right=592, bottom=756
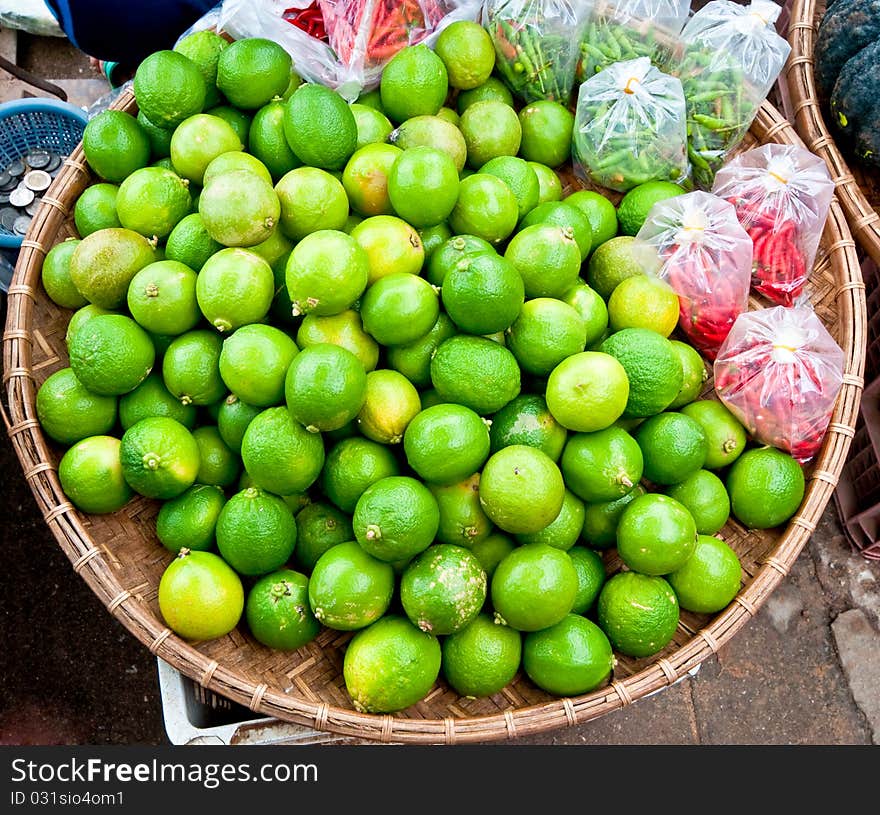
left=37, top=27, right=807, bottom=717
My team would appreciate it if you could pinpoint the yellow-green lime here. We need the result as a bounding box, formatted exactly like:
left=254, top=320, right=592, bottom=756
left=321, top=436, right=400, bottom=514
left=503, top=224, right=581, bottom=299
left=666, top=469, right=731, bottom=535
left=529, top=161, right=563, bottom=204
left=308, top=540, right=394, bottom=630
left=403, top=403, right=491, bottom=486
left=680, top=399, right=747, bottom=470
left=668, top=341, right=708, bottom=410
left=350, top=103, right=393, bottom=150
left=292, top=501, right=354, bottom=573
left=202, top=150, right=272, bottom=187
left=490, top=542, right=578, bottom=631
left=442, top=252, right=524, bottom=335
left=726, top=447, right=805, bottom=529
left=343, top=614, right=441, bottom=713
left=285, top=229, right=369, bottom=317
left=667, top=535, right=742, bottom=614
left=401, top=544, right=487, bottom=635
left=429, top=473, right=493, bottom=548
left=516, top=488, right=585, bottom=551
left=518, top=100, right=574, bottom=168
left=457, top=76, right=514, bottom=113
left=560, top=426, right=644, bottom=503
left=357, top=369, right=421, bottom=445
left=560, top=281, right=609, bottom=349
left=379, top=44, right=449, bottom=124
left=199, top=169, right=280, bottom=247
left=353, top=475, right=440, bottom=563
left=434, top=20, right=495, bottom=90
left=430, top=334, right=521, bottom=415
left=360, top=272, right=440, bottom=346
left=162, top=329, right=225, bottom=406
left=126, top=260, right=200, bottom=336
left=74, top=183, right=120, bottom=237
left=478, top=156, right=539, bottom=222
left=479, top=445, right=565, bottom=535
left=634, top=411, right=708, bottom=485
left=350, top=215, right=425, bottom=283
left=387, top=146, right=460, bottom=228
left=36, top=367, right=117, bottom=445
left=68, top=313, right=155, bottom=396
left=248, top=99, right=300, bottom=182
left=250, top=226, right=294, bottom=274
left=217, top=394, right=261, bottom=453
left=341, top=143, right=401, bottom=218
left=390, top=115, right=467, bottom=172
left=284, top=343, right=367, bottom=433
left=169, top=113, right=243, bottom=185
left=119, top=372, right=197, bottom=430
left=441, top=612, right=521, bottom=698
left=581, top=484, right=646, bottom=549
left=216, top=37, right=291, bottom=109
left=119, top=416, right=200, bottom=499
left=608, top=274, right=680, bottom=337
left=246, top=569, right=321, bottom=650
left=545, top=351, right=629, bottom=433
left=58, top=435, right=133, bottom=514
left=240, top=406, right=325, bottom=495
left=205, top=104, right=252, bottom=146
left=459, top=100, right=521, bottom=169
left=158, top=549, right=243, bottom=640
left=283, top=82, right=357, bottom=171
left=386, top=313, right=457, bottom=387
left=41, top=239, right=86, bottom=309
left=133, top=50, right=207, bottom=129
left=617, top=180, right=685, bottom=237
left=219, top=323, right=299, bottom=407
left=488, top=393, right=568, bottom=461
left=568, top=546, right=606, bottom=614
left=448, top=173, right=519, bottom=245
left=156, top=483, right=225, bottom=553
left=437, top=106, right=460, bottom=125
left=564, top=190, right=619, bottom=251
left=164, top=213, right=222, bottom=271
left=507, top=298, right=586, bottom=377
left=617, top=492, right=698, bottom=575
left=196, top=247, right=275, bottom=331
left=296, top=309, right=379, bottom=373
left=192, top=425, right=240, bottom=487
left=523, top=614, right=614, bottom=696
left=586, top=235, right=652, bottom=300
left=82, top=110, right=151, bottom=183
left=596, top=571, right=680, bottom=658
left=173, top=28, right=228, bottom=108
left=471, top=533, right=516, bottom=578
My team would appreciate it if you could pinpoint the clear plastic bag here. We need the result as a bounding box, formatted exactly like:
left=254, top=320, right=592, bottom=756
left=670, top=0, right=792, bottom=189
left=636, top=190, right=752, bottom=359
left=576, top=0, right=691, bottom=83
left=572, top=57, right=689, bottom=192
left=483, top=0, right=590, bottom=103
left=713, top=305, right=845, bottom=462
left=712, top=143, right=835, bottom=307
left=217, top=0, right=483, bottom=101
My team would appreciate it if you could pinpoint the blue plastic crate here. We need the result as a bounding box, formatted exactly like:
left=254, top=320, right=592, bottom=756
left=0, top=98, right=89, bottom=249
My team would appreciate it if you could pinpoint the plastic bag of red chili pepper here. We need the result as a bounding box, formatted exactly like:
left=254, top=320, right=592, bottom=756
left=713, top=305, right=845, bottom=463
left=635, top=190, right=751, bottom=360
left=710, top=143, right=835, bottom=307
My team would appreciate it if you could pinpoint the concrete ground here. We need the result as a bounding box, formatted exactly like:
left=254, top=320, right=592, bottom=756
left=1, top=26, right=878, bottom=747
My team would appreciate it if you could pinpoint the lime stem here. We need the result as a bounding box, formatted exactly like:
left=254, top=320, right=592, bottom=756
left=142, top=453, right=160, bottom=470
left=620, top=474, right=633, bottom=489
left=365, top=524, right=382, bottom=541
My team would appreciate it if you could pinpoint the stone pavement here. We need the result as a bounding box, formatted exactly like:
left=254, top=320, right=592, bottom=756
left=0, top=27, right=877, bottom=747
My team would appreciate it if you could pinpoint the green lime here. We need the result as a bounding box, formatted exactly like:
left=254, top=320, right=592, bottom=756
left=205, top=104, right=253, bottom=146
left=284, top=82, right=358, bottom=170
left=192, top=425, right=240, bottom=487
left=385, top=313, right=457, bottom=388
left=518, top=101, right=574, bottom=168
left=292, top=501, right=354, bottom=573
left=666, top=469, right=731, bottom=535
left=217, top=37, right=291, bottom=109
left=169, top=113, right=243, bottom=186
left=218, top=323, right=298, bottom=408
left=430, top=335, right=521, bottom=416
left=436, top=106, right=460, bottom=125
left=726, top=447, right=806, bottom=529
left=119, top=372, right=196, bottom=431
left=471, top=533, right=516, bottom=578
left=448, top=173, right=519, bottom=245
left=560, top=426, right=644, bottom=503
left=162, top=329, right=225, bottom=406
left=586, top=235, right=652, bottom=300
left=350, top=215, right=425, bottom=283
left=560, top=281, right=609, bottom=349
left=568, top=547, right=607, bottom=614
left=478, top=156, right=539, bottom=222
left=277, top=166, right=350, bottom=243
left=350, top=103, right=394, bottom=150
left=164, top=213, right=222, bottom=272
left=379, top=44, right=449, bottom=124
left=425, top=234, right=496, bottom=288
left=156, top=483, right=225, bottom=553
left=523, top=614, right=614, bottom=696
left=343, top=615, right=441, bottom=713
left=479, top=445, right=565, bottom=535
left=429, top=473, right=493, bottom=548
left=36, top=367, right=117, bottom=445
left=82, top=109, right=151, bottom=183
left=459, top=100, right=521, bottom=169
left=284, top=343, right=367, bottom=433
left=596, top=571, right=680, bottom=658
left=119, top=416, right=200, bottom=499
left=491, top=543, right=578, bottom=631
left=441, top=252, right=525, bottom=335
left=138, top=110, right=174, bottom=160
left=41, top=239, right=86, bottom=309
left=246, top=569, right=321, bottom=650
left=127, top=260, right=200, bottom=337
left=74, top=183, right=120, bottom=237
left=634, top=411, right=708, bottom=485
left=65, top=304, right=116, bottom=347
left=68, top=313, right=155, bottom=396
left=196, top=247, right=275, bottom=332
left=360, top=272, right=440, bottom=347
left=321, top=436, right=400, bottom=514
left=581, top=484, right=646, bottom=550
left=434, top=20, right=495, bottom=90
left=308, top=541, right=394, bottom=630
left=390, top=115, right=467, bottom=172
left=507, top=298, right=586, bottom=376
left=357, top=369, right=421, bottom=445
left=441, top=612, right=521, bottom=698
left=248, top=99, right=301, bottom=182
left=388, top=146, right=460, bottom=228
left=419, top=223, right=453, bottom=261
left=617, top=181, right=685, bottom=237
left=353, top=475, right=440, bottom=564
left=667, top=535, right=742, bottom=614
left=504, top=223, right=581, bottom=299
left=240, top=405, right=325, bottom=495
left=491, top=395, right=567, bottom=463
left=202, top=150, right=273, bottom=187
left=516, top=489, right=585, bottom=551
left=355, top=89, right=384, bottom=112
left=668, top=341, right=709, bottom=410
left=174, top=28, right=228, bottom=108
left=158, top=549, right=243, bottom=641
left=529, top=162, right=563, bottom=204
left=403, top=403, right=491, bottom=486
left=545, top=351, right=630, bottom=433
left=600, top=328, right=684, bottom=418
left=216, top=394, right=261, bottom=453
left=680, top=399, right=748, bottom=470
left=617, top=492, right=698, bottom=575
left=564, top=190, right=618, bottom=252
left=608, top=274, right=680, bottom=337
left=115, top=166, right=191, bottom=241
left=296, top=309, right=379, bottom=373
left=457, top=76, right=514, bottom=113
left=58, top=435, right=133, bottom=514
left=519, top=200, right=593, bottom=262
left=341, top=143, right=401, bottom=218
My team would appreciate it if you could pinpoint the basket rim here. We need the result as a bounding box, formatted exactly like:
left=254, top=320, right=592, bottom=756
left=784, top=0, right=880, bottom=266
left=1, top=90, right=868, bottom=744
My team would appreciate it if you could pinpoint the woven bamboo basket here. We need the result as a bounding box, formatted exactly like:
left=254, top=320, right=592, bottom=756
left=784, top=0, right=880, bottom=266
left=1, top=89, right=867, bottom=744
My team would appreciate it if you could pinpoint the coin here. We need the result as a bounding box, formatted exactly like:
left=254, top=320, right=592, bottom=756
left=9, top=187, right=34, bottom=208
left=13, top=215, right=32, bottom=235
left=0, top=171, right=10, bottom=188
left=45, top=153, right=61, bottom=173
left=7, top=159, right=25, bottom=177
left=25, top=198, right=42, bottom=216
left=24, top=170, right=51, bottom=192
left=0, top=174, right=17, bottom=192
left=0, top=207, right=19, bottom=231
left=27, top=150, right=50, bottom=170
left=0, top=192, right=10, bottom=205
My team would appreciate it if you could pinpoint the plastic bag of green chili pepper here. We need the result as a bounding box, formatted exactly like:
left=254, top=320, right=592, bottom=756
left=572, top=57, right=689, bottom=192
left=482, top=0, right=592, bottom=103
left=575, top=0, right=691, bottom=83
left=668, top=0, right=792, bottom=189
